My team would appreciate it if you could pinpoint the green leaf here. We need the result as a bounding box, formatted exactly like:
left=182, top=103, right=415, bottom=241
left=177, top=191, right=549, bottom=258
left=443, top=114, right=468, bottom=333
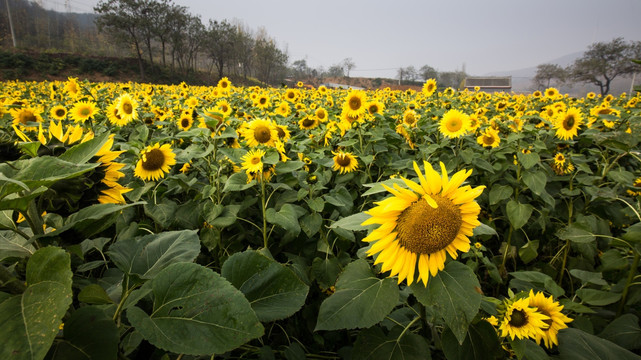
left=314, top=259, right=399, bottom=331
left=518, top=240, right=539, bottom=264
left=411, top=261, right=481, bottom=344
left=311, top=257, right=341, bottom=289
left=622, top=222, right=641, bottom=243
left=107, top=230, right=200, bottom=279
left=558, top=328, right=641, bottom=360
left=569, top=269, right=608, bottom=286
left=510, top=338, right=549, bottom=360
left=352, top=326, right=431, bottom=360
left=599, top=314, right=641, bottom=350
left=506, top=200, right=533, bottom=230
left=48, top=306, right=119, bottom=360
left=221, top=250, right=309, bottom=322
left=275, top=160, right=305, bottom=174
left=266, top=204, right=302, bottom=235
left=306, top=197, right=325, bottom=213
left=516, top=151, right=540, bottom=169
left=576, top=289, right=622, bottom=306
left=143, top=199, right=178, bottom=229
left=78, top=284, right=114, bottom=305
left=127, top=262, right=264, bottom=355
left=441, top=321, right=503, bottom=360
left=330, top=212, right=372, bottom=231
left=473, top=222, right=497, bottom=236
left=41, top=202, right=144, bottom=239
left=0, top=156, right=99, bottom=199
left=361, top=178, right=406, bottom=196
left=489, top=184, right=513, bottom=205
left=222, top=172, right=255, bottom=192
left=59, top=132, right=110, bottom=164
left=509, top=271, right=565, bottom=297
left=209, top=204, right=241, bottom=228
left=0, top=247, right=72, bottom=360
left=522, top=170, right=547, bottom=196
left=0, top=230, right=35, bottom=261
left=557, top=224, right=596, bottom=244
left=301, top=212, right=322, bottom=238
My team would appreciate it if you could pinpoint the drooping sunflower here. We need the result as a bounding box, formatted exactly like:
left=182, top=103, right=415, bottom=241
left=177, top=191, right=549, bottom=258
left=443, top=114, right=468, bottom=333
left=134, top=143, right=177, bottom=181
left=69, top=100, right=98, bottom=123
left=440, top=109, right=470, bottom=138
left=242, top=118, right=278, bottom=147
left=422, top=79, right=437, bottom=97
left=499, top=297, right=550, bottom=341
left=332, top=151, right=358, bottom=174
left=241, top=148, right=265, bottom=174
left=299, top=116, right=319, bottom=130
left=554, top=107, right=583, bottom=140
left=94, top=136, right=132, bottom=204
left=527, top=290, right=572, bottom=349
left=274, top=124, right=291, bottom=142
left=49, top=105, right=67, bottom=121
left=115, top=93, right=139, bottom=124
left=476, top=127, right=500, bottom=148
left=361, top=161, right=484, bottom=285
left=342, top=90, right=367, bottom=118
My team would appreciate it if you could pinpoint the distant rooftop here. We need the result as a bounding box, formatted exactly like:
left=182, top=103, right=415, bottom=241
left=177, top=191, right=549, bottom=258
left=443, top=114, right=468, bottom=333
left=464, top=76, right=512, bottom=90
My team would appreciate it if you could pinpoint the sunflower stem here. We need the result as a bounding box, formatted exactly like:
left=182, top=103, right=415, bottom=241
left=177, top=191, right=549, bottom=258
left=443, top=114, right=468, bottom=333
left=261, top=177, right=268, bottom=249
left=501, top=225, right=514, bottom=275
left=618, top=251, right=640, bottom=316
left=557, top=179, right=574, bottom=285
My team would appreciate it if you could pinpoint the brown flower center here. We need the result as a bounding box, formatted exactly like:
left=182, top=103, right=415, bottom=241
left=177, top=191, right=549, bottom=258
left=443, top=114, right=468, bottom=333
left=141, top=149, right=165, bottom=171
left=122, top=102, right=133, bottom=115
left=254, top=125, right=272, bottom=143
left=509, top=309, right=528, bottom=328
left=396, top=195, right=462, bottom=254
left=336, top=154, right=352, bottom=167
left=302, top=118, right=315, bottom=128
left=563, top=115, right=575, bottom=130
left=348, top=96, right=361, bottom=111
left=55, top=109, right=66, bottom=117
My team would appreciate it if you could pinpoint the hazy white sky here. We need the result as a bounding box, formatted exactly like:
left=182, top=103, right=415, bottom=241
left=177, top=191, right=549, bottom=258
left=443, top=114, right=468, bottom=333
left=45, top=0, right=641, bottom=78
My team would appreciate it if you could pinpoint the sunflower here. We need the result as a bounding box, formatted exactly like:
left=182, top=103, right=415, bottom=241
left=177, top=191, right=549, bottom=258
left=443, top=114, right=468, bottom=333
left=544, top=87, right=559, bottom=99
left=553, top=153, right=565, bottom=167
left=422, top=79, right=437, bottom=97
left=69, top=100, right=98, bottom=123
left=177, top=113, right=193, bottom=131
left=49, top=105, right=67, bottom=121
left=94, top=136, right=132, bottom=204
left=215, top=99, right=233, bottom=117
left=217, top=77, right=231, bottom=93
left=332, top=151, right=358, bottom=174
left=254, top=93, right=271, bottom=109
left=440, top=109, right=470, bottom=138
left=284, top=89, right=299, bottom=102
left=627, top=177, right=641, bottom=197
left=476, top=127, right=500, bottom=148
left=10, top=106, right=43, bottom=128
left=367, top=100, right=385, bottom=116
left=275, top=124, right=291, bottom=142
left=299, top=116, right=319, bottom=130
left=274, top=102, right=292, bottom=117
left=64, top=77, right=81, bottom=98
left=499, top=297, right=550, bottom=341
left=527, top=290, right=572, bottom=349
left=342, top=90, right=367, bottom=118
left=241, top=148, right=265, bottom=174
left=115, top=93, right=139, bottom=124
left=402, top=109, right=418, bottom=127
left=315, top=107, right=328, bottom=122
left=361, top=161, right=484, bottom=285
left=242, top=119, right=278, bottom=147
left=554, top=107, right=582, bottom=140
left=134, top=143, right=177, bottom=181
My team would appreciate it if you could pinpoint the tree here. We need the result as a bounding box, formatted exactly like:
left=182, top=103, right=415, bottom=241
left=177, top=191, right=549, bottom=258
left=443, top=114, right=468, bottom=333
left=533, top=63, right=567, bottom=89
left=205, top=19, right=235, bottom=78
left=419, top=65, right=438, bottom=81
left=570, top=37, right=641, bottom=95
left=94, top=0, right=149, bottom=78
left=325, top=64, right=344, bottom=78
left=342, top=57, right=355, bottom=77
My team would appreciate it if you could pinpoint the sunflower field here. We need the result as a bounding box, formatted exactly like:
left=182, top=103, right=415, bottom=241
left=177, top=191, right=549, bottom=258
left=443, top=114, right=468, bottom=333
left=1, top=77, right=641, bottom=360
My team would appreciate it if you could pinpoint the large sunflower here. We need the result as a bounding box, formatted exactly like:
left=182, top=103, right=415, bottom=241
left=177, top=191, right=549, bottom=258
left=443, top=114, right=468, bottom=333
left=554, top=107, right=582, bottom=140
left=332, top=151, right=358, bottom=174
left=440, top=109, right=470, bottom=138
left=10, top=106, right=43, bottom=128
left=115, top=93, right=139, bottom=124
left=134, top=143, right=176, bottom=181
left=499, top=297, right=550, bottom=341
left=361, top=161, right=484, bottom=285
left=342, top=90, right=367, bottom=118
left=242, top=119, right=278, bottom=147
left=527, top=290, right=572, bottom=349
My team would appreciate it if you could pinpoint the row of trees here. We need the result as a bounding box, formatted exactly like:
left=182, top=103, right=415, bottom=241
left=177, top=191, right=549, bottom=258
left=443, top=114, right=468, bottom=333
left=534, top=38, right=641, bottom=95
left=94, top=0, right=289, bottom=84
